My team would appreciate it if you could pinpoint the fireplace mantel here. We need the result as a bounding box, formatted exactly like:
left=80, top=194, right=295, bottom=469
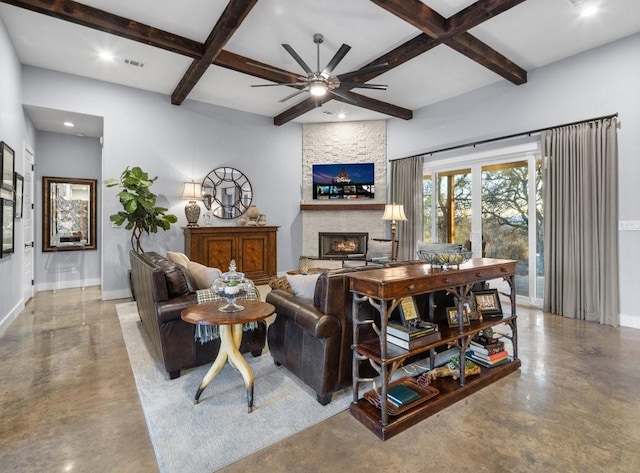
left=300, top=203, right=385, bottom=211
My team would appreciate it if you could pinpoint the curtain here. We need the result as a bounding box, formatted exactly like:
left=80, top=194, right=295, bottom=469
left=542, top=117, right=619, bottom=326
left=390, top=155, right=423, bottom=261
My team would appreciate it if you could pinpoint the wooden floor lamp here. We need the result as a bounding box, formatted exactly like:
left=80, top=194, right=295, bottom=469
left=382, top=203, right=407, bottom=261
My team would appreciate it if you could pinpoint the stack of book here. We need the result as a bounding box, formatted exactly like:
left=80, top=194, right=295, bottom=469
left=466, top=337, right=510, bottom=367
left=386, top=320, right=441, bottom=350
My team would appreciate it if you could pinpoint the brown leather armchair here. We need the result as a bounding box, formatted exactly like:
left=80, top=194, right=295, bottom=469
left=266, top=267, right=381, bottom=405
left=129, top=251, right=267, bottom=379
left=265, top=263, right=462, bottom=405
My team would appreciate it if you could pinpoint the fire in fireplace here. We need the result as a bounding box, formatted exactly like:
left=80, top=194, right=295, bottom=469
left=318, top=232, right=368, bottom=260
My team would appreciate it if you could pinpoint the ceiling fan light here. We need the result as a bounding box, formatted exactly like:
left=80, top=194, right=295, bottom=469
left=309, top=81, right=327, bottom=96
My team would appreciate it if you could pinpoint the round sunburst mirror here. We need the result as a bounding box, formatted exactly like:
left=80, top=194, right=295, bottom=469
left=201, top=167, right=252, bottom=219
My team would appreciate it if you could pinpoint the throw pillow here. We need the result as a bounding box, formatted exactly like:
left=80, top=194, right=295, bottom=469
left=166, top=251, right=190, bottom=267
left=145, top=254, right=190, bottom=297
left=187, top=261, right=222, bottom=290
left=286, top=273, right=321, bottom=299
left=366, top=239, right=393, bottom=260
left=268, top=276, right=294, bottom=295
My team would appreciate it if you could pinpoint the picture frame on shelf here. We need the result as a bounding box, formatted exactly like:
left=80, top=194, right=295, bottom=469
left=1, top=142, right=15, bottom=193
left=398, top=296, right=419, bottom=325
left=14, top=173, right=23, bottom=219
left=446, top=306, right=471, bottom=328
left=1, top=198, right=15, bottom=257
left=472, top=289, right=503, bottom=318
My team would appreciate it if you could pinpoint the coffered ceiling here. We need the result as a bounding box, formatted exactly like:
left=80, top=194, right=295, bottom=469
left=1, top=0, right=639, bottom=131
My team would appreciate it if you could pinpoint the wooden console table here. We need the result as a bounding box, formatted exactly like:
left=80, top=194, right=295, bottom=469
left=348, top=258, right=521, bottom=440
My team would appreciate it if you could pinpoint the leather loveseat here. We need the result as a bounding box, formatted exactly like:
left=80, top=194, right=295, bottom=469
left=129, top=250, right=267, bottom=379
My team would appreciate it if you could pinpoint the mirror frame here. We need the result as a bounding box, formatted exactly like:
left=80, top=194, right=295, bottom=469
left=43, top=176, right=97, bottom=252
left=201, top=167, right=252, bottom=219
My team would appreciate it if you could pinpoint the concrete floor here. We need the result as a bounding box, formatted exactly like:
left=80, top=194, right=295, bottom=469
left=2, top=287, right=640, bottom=472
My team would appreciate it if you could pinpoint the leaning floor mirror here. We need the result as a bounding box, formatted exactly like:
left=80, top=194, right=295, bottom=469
left=43, top=176, right=97, bottom=251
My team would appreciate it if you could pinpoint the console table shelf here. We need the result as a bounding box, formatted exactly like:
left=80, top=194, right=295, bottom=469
left=347, top=259, right=520, bottom=440
left=349, top=358, right=521, bottom=440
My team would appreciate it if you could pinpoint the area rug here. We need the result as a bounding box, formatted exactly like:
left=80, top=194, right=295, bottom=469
left=115, top=302, right=351, bottom=473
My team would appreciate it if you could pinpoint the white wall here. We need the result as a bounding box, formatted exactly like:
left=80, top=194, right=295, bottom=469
left=387, top=33, right=640, bottom=328
left=35, top=132, right=102, bottom=290
left=0, top=18, right=35, bottom=335
left=22, top=67, right=302, bottom=299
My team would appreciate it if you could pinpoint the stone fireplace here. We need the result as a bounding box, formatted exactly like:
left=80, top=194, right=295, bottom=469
left=318, top=232, right=368, bottom=260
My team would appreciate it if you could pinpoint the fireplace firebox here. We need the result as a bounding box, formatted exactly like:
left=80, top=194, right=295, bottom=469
left=318, top=232, right=368, bottom=260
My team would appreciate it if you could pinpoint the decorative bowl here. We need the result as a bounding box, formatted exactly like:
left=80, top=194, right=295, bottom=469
left=417, top=249, right=472, bottom=269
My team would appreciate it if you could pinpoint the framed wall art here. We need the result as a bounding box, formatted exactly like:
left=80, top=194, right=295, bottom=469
left=472, top=289, right=504, bottom=318
left=1, top=198, right=15, bottom=257
left=1, top=142, right=15, bottom=193
left=14, top=173, right=24, bottom=219
left=43, top=176, right=97, bottom=251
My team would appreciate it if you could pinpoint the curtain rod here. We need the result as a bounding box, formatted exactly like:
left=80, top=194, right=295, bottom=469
left=393, top=112, right=619, bottom=160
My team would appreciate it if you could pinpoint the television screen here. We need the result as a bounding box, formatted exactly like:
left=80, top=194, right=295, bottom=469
left=312, top=163, right=375, bottom=200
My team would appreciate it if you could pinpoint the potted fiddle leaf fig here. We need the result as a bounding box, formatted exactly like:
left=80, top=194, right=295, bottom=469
left=105, top=166, right=178, bottom=253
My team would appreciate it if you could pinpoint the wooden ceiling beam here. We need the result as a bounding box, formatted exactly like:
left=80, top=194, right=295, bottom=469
left=446, top=33, right=526, bottom=84
left=0, top=0, right=204, bottom=58
left=171, top=0, right=258, bottom=105
left=274, top=96, right=331, bottom=127
left=368, top=0, right=527, bottom=84
left=331, top=91, right=413, bottom=121
left=447, top=0, right=528, bottom=35
left=214, top=50, right=300, bottom=85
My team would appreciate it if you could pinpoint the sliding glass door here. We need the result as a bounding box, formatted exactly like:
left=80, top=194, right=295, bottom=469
left=423, top=143, right=543, bottom=306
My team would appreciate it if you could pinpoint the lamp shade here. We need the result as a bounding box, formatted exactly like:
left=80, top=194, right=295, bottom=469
left=180, top=181, right=202, bottom=201
left=381, top=203, right=407, bottom=222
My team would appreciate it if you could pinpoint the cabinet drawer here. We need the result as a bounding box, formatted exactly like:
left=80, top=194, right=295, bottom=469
left=467, top=264, right=513, bottom=282
left=376, top=271, right=468, bottom=297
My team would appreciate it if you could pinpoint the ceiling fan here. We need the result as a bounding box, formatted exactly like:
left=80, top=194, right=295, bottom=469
left=250, top=33, right=389, bottom=103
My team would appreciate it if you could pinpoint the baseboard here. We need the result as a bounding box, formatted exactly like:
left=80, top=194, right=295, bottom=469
left=0, top=299, right=25, bottom=337
left=620, top=313, right=640, bottom=329
left=36, top=277, right=101, bottom=292
left=102, top=288, right=132, bottom=301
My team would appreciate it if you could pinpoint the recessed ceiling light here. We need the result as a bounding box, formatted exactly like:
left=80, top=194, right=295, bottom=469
left=63, top=121, right=74, bottom=127
left=580, top=5, right=599, bottom=17
left=337, top=113, right=346, bottom=119
left=569, top=0, right=599, bottom=18
left=98, top=50, right=115, bottom=61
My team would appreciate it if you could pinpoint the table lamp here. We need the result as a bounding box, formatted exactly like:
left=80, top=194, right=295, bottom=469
left=180, top=181, right=202, bottom=227
left=381, top=203, right=407, bottom=260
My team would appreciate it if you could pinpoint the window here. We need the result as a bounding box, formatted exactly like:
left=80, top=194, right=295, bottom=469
left=423, top=141, right=543, bottom=306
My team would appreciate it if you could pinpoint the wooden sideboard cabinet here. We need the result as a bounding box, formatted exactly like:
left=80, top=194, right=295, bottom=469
left=183, top=226, right=278, bottom=285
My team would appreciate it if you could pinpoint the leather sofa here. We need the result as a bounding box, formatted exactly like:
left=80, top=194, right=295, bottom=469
left=129, top=250, right=267, bottom=379
left=266, top=263, right=459, bottom=405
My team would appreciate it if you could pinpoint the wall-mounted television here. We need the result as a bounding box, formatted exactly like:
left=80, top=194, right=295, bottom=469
left=312, top=163, right=375, bottom=200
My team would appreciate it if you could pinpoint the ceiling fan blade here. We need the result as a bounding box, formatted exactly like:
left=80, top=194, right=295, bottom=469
left=278, top=89, right=308, bottom=103
left=251, top=82, right=307, bottom=88
left=247, top=62, right=306, bottom=80
left=328, top=88, right=357, bottom=104
left=339, top=82, right=388, bottom=90
left=322, top=44, right=351, bottom=76
left=336, top=63, right=389, bottom=82
left=282, top=44, right=313, bottom=74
